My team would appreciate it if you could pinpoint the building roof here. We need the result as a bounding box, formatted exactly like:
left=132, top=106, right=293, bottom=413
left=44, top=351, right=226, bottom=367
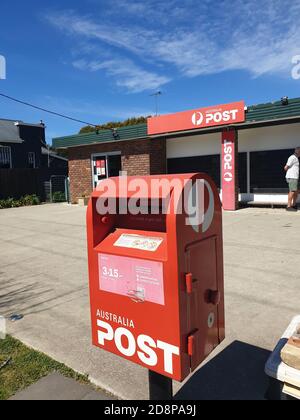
left=52, top=97, right=300, bottom=149
left=0, top=119, right=23, bottom=144
left=243, top=97, right=300, bottom=125
left=53, top=124, right=148, bottom=149
left=41, top=146, right=68, bottom=162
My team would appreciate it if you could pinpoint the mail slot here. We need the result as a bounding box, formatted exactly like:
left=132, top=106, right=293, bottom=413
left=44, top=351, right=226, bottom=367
left=87, top=174, right=225, bottom=381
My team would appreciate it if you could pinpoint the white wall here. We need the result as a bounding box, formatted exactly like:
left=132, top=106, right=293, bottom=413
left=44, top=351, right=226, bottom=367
left=166, top=122, right=300, bottom=158
left=239, top=123, right=300, bottom=152
left=167, top=132, right=219, bottom=158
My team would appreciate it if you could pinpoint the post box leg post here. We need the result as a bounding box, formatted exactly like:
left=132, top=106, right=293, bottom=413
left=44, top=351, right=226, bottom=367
left=148, top=370, right=173, bottom=400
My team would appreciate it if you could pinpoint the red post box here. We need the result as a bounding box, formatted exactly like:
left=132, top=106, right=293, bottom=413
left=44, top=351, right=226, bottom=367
left=87, top=174, right=225, bottom=382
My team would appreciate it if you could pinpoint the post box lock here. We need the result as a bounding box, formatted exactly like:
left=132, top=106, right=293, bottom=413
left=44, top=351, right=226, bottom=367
left=207, top=290, right=221, bottom=306
left=101, top=216, right=109, bottom=224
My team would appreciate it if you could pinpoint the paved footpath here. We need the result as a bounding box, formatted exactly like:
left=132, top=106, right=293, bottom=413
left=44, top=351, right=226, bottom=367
left=9, top=373, right=115, bottom=400
left=1, top=204, right=299, bottom=399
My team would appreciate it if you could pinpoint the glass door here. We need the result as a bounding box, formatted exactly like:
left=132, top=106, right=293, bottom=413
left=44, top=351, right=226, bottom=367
left=92, top=156, right=107, bottom=188
left=92, top=154, right=122, bottom=188
left=108, top=154, right=122, bottom=177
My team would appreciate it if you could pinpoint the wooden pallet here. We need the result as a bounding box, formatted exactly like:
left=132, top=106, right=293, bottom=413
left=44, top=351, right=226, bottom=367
left=281, top=336, right=300, bottom=371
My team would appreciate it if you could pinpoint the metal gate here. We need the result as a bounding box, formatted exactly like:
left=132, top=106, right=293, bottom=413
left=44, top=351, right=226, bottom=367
left=50, top=175, right=70, bottom=203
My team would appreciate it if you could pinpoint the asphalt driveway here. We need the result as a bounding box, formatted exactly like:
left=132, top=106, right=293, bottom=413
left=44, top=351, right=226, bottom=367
left=0, top=203, right=299, bottom=399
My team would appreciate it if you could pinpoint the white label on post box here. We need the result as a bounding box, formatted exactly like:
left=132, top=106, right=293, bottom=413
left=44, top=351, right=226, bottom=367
left=114, top=234, right=163, bottom=252
left=99, top=254, right=165, bottom=305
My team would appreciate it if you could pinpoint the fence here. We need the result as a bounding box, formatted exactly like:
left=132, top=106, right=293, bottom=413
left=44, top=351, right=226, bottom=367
left=0, top=168, right=68, bottom=201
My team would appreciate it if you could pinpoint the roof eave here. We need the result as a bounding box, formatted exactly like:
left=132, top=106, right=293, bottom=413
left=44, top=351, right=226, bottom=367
left=54, top=135, right=148, bottom=150
left=233, top=115, right=300, bottom=130
left=50, top=154, right=68, bottom=162
left=150, top=115, right=300, bottom=139
left=14, top=122, right=45, bottom=128
left=0, top=138, right=24, bottom=144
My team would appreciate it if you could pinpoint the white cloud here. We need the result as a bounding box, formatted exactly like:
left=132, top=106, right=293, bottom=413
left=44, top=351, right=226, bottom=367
left=103, top=0, right=195, bottom=25
left=73, top=58, right=170, bottom=93
left=46, top=1, right=300, bottom=84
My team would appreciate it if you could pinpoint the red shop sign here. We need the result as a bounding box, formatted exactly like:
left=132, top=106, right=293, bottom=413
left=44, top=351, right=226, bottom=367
left=148, top=101, right=245, bottom=135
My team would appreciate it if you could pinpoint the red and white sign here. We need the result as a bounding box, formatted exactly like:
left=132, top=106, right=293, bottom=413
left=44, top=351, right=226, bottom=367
left=147, top=101, right=245, bottom=135
left=221, top=130, right=237, bottom=211
left=99, top=253, right=165, bottom=305
left=96, top=317, right=180, bottom=375
left=95, top=159, right=106, bottom=176
left=87, top=174, right=225, bottom=381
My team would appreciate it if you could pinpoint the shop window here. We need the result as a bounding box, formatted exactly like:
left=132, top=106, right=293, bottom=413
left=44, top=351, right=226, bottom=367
left=0, top=146, right=11, bottom=168
left=250, top=149, right=295, bottom=193
left=108, top=155, right=122, bottom=177
left=239, top=153, right=247, bottom=193
left=168, top=155, right=221, bottom=189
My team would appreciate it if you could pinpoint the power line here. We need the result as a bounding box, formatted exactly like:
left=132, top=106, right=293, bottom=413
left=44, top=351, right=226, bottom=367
left=0, top=92, right=98, bottom=127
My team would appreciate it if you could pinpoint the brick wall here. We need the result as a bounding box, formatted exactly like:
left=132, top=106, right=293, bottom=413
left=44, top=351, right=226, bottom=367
left=67, top=138, right=166, bottom=203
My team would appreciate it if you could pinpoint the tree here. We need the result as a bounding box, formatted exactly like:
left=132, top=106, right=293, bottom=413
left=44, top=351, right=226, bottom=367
left=79, top=116, right=150, bottom=134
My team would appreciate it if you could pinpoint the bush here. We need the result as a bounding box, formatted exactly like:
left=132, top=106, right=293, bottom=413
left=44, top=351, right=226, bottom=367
left=21, top=195, right=40, bottom=206
left=0, top=199, right=11, bottom=209
left=0, top=195, right=40, bottom=209
left=52, top=191, right=66, bottom=202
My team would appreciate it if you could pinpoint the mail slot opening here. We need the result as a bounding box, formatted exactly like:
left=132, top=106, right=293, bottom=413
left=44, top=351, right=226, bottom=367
left=93, top=197, right=169, bottom=233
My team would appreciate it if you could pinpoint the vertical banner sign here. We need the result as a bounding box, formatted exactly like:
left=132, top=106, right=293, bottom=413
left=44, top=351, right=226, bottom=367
left=222, top=129, right=238, bottom=211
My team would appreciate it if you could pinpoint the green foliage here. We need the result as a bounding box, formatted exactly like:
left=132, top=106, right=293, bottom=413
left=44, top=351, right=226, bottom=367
left=79, top=116, right=150, bottom=134
left=0, top=195, right=40, bottom=209
left=0, top=335, right=88, bottom=400
left=52, top=191, right=66, bottom=202
left=22, top=195, right=40, bottom=206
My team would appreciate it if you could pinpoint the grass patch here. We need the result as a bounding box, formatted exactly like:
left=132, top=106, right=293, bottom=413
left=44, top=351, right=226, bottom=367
left=0, top=335, right=88, bottom=400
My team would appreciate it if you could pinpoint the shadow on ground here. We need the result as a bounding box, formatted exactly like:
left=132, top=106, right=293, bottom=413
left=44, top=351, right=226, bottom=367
left=175, top=341, right=270, bottom=400
left=0, top=276, right=87, bottom=317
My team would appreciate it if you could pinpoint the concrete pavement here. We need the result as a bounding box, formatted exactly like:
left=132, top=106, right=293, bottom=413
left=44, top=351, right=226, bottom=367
left=9, top=372, right=114, bottom=400
left=0, top=203, right=299, bottom=399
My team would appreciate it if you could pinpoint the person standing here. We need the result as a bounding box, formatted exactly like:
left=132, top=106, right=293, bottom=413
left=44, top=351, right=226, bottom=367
left=285, top=148, right=300, bottom=211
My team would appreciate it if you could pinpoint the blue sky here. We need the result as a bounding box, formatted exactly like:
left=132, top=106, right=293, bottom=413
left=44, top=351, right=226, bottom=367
left=0, top=0, right=300, bottom=143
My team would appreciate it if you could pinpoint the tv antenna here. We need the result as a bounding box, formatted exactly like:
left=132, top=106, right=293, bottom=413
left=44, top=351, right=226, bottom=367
left=150, top=91, right=162, bottom=116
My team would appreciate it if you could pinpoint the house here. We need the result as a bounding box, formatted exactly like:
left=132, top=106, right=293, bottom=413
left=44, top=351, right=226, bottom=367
left=0, top=118, right=68, bottom=200
left=0, top=119, right=68, bottom=170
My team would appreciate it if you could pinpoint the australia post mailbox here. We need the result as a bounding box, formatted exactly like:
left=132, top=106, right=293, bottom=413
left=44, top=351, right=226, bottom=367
left=87, top=173, right=225, bottom=382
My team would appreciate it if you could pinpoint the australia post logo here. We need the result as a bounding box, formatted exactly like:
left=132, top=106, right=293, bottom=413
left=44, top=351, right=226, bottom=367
left=191, top=111, right=204, bottom=126
left=222, top=139, right=234, bottom=183
left=147, top=101, right=245, bottom=135
left=191, top=106, right=242, bottom=128
left=95, top=310, right=180, bottom=376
